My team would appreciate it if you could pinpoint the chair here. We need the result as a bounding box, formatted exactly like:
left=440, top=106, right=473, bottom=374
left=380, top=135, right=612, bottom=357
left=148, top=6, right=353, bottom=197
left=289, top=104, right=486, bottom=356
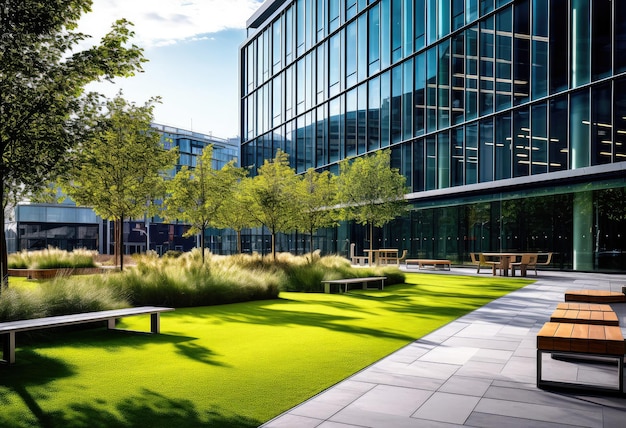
left=533, top=252, right=552, bottom=275
left=349, top=243, right=369, bottom=266
left=470, top=253, right=496, bottom=274
left=397, top=249, right=408, bottom=265
left=511, top=254, right=538, bottom=277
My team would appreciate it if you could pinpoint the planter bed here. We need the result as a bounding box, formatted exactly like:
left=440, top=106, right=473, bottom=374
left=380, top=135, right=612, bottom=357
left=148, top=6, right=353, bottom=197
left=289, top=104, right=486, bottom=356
left=8, top=267, right=111, bottom=279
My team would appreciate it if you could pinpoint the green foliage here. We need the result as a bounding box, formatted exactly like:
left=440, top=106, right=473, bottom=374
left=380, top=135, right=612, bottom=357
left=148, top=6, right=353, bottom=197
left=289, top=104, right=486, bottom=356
left=163, top=250, right=183, bottom=259
left=61, top=95, right=177, bottom=269
left=8, top=248, right=97, bottom=269
left=337, top=150, right=408, bottom=253
left=162, top=145, right=245, bottom=262
left=0, top=276, right=129, bottom=321
left=242, top=150, right=301, bottom=259
left=295, top=168, right=339, bottom=253
left=0, top=1, right=145, bottom=284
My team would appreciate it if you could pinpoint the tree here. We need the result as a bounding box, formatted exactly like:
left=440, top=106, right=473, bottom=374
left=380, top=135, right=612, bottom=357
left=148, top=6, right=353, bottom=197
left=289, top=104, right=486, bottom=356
left=213, top=177, right=259, bottom=254
left=336, top=150, right=407, bottom=255
left=0, top=0, right=145, bottom=286
left=295, top=168, right=338, bottom=253
left=162, top=145, right=244, bottom=264
left=62, top=95, right=177, bottom=271
left=242, top=150, right=300, bottom=260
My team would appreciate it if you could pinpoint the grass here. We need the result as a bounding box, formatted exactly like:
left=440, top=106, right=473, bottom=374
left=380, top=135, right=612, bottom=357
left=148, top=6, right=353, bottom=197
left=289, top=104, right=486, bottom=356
left=8, top=248, right=97, bottom=269
left=0, top=273, right=532, bottom=427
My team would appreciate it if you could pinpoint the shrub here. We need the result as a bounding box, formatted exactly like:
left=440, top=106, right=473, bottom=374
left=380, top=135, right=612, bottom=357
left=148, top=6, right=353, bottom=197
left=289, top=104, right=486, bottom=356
left=0, top=275, right=129, bottom=321
left=8, top=247, right=97, bottom=269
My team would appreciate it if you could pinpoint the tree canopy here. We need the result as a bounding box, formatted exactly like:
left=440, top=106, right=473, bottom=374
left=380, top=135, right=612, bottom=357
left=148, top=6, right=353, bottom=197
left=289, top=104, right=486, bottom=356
left=242, top=150, right=300, bottom=259
left=162, top=145, right=244, bottom=263
left=0, top=0, right=145, bottom=284
left=337, top=150, right=407, bottom=253
left=62, top=95, right=176, bottom=270
left=295, top=168, right=338, bottom=253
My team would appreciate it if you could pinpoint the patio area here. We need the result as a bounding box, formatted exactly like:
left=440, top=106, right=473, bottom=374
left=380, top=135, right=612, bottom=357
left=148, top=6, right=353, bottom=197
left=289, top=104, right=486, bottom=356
left=263, top=268, right=626, bottom=427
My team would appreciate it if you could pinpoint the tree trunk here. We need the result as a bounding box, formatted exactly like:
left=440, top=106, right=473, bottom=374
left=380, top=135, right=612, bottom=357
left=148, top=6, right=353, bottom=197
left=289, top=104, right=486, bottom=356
left=200, top=224, right=206, bottom=264
left=236, top=229, right=242, bottom=254
left=271, top=228, right=276, bottom=261
left=309, top=227, right=314, bottom=254
left=117, top=216, right=125, bottom=271
left=369, top=221, right=374, bottom=253
left=0, top=176, right=7, bottom=288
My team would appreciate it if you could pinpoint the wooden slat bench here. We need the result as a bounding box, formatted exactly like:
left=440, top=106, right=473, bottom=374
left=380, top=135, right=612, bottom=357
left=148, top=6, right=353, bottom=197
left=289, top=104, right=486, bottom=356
left=405, top=259, right=451, bottom=270
left=564, top=289, right=626, bottom=303
left=549, top=308, right=619, bottom=326
left=556, top=302, right=614, bottom=312
left=321, top=277, right=386, bottom=294
left=0, top=306, right=174, bottom=364
left=536, top=322, right=626, bottom=393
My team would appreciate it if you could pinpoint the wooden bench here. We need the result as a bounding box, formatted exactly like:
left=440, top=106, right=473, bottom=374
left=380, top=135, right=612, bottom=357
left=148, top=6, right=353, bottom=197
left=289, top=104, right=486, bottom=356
left=321, top=277, right=386, bottom=294
left=405, top=259, right=451, bottom=270
left=564, top=289, right=626, bottom=303
left=536, top=322, right=625, bottom=393
left=556, top=302, right=614, bottom=312
left=549, top=308, right=619, bottom=326
left=0, top=306, right=174, bottom=364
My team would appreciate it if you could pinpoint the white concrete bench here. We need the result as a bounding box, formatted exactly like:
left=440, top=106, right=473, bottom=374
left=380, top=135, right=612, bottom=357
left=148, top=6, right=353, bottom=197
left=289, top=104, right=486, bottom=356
left=0, top=306, right=174, bottom=364
left=321, top=277, right=386, bottom=293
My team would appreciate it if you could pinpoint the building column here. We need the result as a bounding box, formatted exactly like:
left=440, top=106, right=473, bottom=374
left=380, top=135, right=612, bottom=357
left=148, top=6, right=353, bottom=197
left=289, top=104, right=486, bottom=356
left=573, top=191, right=594, bottom=270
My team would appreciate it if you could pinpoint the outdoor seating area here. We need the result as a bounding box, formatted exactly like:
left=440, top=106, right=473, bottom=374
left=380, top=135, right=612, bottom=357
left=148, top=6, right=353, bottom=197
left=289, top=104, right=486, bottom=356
left=472, top=252, right=552, bottom=277
left=349, top=244, right=407, bottom=266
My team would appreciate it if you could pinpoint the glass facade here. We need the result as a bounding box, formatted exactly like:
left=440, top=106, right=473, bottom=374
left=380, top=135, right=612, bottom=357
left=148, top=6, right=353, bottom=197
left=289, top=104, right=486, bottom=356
left=241, top=0, right=626, bottom=271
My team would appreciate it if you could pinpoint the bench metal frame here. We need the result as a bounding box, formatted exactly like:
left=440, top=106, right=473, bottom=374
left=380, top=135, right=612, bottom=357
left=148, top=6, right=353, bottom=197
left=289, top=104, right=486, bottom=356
left=537, top=348, right=624, bottom=394
left=321, top=277, right=386, bottom=293
left=0, top=306, right=174, bottom=364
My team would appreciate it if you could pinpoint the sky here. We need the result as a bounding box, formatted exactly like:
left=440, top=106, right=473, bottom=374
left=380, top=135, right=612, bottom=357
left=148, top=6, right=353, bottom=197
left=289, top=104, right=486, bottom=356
left=77, top=0, right=266, bottom=139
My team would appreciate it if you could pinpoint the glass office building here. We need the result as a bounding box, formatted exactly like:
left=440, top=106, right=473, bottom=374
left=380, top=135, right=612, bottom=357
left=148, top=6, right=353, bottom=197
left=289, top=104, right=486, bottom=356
left=241, top=0, right=626, bottom=272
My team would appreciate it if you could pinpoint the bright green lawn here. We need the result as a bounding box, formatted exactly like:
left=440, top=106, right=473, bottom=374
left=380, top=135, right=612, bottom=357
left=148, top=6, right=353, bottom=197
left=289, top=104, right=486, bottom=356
left=0, top=273, right=531, bottom=427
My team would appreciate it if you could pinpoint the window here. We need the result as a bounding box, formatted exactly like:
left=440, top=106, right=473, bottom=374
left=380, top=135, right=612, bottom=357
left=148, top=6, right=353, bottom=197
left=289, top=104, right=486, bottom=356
left=465, top=122, right=478, bottom=184
left=495, top=7, right=512, bottom=111
left=570, top=89, right=590, bottom=169
left=614, top=79, right=626, bottom=162
left=451, top=126, right=464, bottom=186
left=513, top=0, right=530, bottom=105
left=550, top=0, right=568, bottom=94
left=403, top=59, right=414, bottom=139
left=513, top=107, right=530, bottom=177
left=414, top=53, right=426, bottom=136
left=369, top=4, right=380, bottom=74
left=495, top=112, right=512, bottom=179
left=571, top=0, right=590, bottom=88
left=531, top=102, right=548, bottom=175
left=479, top=118, right=494, bottom=182
left=591, top=84, right=612, bottom=166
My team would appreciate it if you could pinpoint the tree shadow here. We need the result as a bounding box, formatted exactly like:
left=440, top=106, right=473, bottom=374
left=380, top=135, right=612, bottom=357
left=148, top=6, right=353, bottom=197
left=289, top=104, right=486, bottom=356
left=0, top=387, right=260, bottom=428
left=17, top=327, right=225, bottom=367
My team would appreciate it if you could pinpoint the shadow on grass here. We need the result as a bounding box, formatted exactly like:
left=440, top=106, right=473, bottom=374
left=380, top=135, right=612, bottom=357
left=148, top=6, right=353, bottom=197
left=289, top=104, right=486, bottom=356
left=16, top=326, right=229, bottom=368
left=0, top=387, right=259, bottom=428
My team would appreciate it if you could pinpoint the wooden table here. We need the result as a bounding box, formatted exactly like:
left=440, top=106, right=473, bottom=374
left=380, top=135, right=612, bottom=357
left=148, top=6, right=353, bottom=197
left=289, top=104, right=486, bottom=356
left=481, top=253, right=521, bottom=276
left=364, top=249, right=398, bottom=266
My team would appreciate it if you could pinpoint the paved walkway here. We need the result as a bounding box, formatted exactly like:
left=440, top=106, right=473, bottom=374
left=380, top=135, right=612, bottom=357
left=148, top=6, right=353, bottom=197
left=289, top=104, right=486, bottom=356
left=262, top=269, right=626, bottom=427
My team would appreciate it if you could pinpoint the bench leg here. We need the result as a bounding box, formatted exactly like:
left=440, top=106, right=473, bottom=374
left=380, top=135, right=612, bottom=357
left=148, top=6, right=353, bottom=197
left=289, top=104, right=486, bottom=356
left=151, top=313, right=161, bottom=334
left=2, top=332, right=16, bottom=364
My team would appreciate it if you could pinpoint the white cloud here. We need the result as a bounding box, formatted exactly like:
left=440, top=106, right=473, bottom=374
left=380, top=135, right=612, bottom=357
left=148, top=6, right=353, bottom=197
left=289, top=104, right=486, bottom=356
left=78, top=0, right=264, bottom=48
